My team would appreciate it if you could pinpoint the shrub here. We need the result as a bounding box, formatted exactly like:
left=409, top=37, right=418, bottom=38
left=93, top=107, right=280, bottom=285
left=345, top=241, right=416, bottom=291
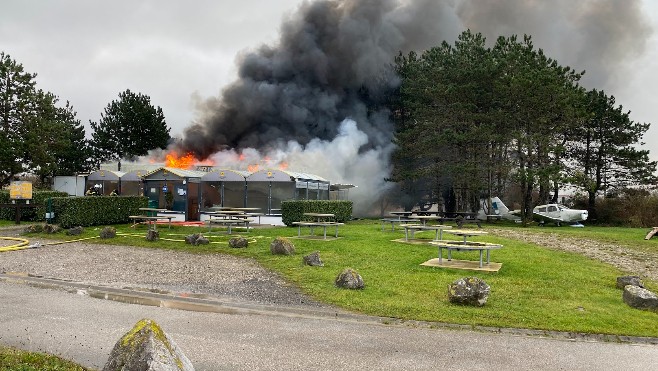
left=51, top=196, right=148, bottom=228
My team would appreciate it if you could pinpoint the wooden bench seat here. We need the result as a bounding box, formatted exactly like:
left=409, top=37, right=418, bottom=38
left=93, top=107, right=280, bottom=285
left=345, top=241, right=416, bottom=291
left=379, top=218, right=420, bottom=231
left=292, top=221, right=344, bottom=239
left=456, top=218, right=482, bottom=228
left=207, top=218, right=253, bottom=234
left=128, top=215, right=173, bottom=230
left=400, top=224, right=451, bottom=241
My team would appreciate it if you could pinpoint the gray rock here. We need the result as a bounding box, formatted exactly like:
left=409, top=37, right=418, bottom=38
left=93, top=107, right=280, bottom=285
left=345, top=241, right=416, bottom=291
left=270, top=237, right=295, bottom=255
left=66, top=226, right=84, bottom=236
left=43, top=224, right=61, bottom=234
left=335, top=268, right=364, bottom=289
left=623, top=285, right=658, bottom=312
left=229, top=236, right=249, bottom=248
left=616, top=276, right=643, bottom=289
left=103, top=318, right=194, bottom=371
left=24, top=224, right=44, bottom=233
left=448, top=277, right=490, bottom=307
left=146, top=230, right=159, bottom=242
left=100, top=226, right=117, bottom=239
left=184, top=233, right=209, bottom=246
left=303, top=251, right=324, bottom=266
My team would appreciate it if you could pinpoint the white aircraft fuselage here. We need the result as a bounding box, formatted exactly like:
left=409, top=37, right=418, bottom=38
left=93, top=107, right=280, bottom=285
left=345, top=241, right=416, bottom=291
left=531, top=204, right=588, bottom=226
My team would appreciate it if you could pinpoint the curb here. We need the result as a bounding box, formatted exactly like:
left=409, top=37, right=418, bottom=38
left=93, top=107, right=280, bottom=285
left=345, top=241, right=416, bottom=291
left=1, top=273, right=657, bottom=346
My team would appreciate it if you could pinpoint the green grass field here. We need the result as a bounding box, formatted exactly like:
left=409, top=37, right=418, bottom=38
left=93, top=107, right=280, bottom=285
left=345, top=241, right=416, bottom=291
left=19, top=220, right=658, bottom=338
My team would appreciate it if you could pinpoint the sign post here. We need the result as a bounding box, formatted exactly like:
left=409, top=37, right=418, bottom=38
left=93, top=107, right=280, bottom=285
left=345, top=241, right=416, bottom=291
left=1, top=181, right=38, bottom=224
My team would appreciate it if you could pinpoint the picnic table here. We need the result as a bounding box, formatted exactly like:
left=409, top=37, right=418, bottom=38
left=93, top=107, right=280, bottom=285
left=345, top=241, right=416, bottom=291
left=206, top=211, right=252, bottom=234
left=292, top=213, right=344, bottom=239
left=380, top=212, right=419, bottom=231
left=429, top=229, right=500, bottom=268
left=129, top=208, right=172, bottom=230
left=400, top=223, right=452, bottom=242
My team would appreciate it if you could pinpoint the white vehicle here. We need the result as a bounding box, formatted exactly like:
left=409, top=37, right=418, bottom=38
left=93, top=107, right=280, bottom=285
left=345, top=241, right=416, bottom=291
left=480, top=197, right=588, bottom=226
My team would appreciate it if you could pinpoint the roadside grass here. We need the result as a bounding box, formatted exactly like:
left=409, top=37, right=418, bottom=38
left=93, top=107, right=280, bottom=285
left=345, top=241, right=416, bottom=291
left=0, top=345, right=89, bottom=370
left=21, top=220, right=658, bottom=338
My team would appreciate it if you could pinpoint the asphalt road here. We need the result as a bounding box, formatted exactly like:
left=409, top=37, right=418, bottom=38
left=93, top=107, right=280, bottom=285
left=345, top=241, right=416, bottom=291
left=1, top=281, right=657, bottom=370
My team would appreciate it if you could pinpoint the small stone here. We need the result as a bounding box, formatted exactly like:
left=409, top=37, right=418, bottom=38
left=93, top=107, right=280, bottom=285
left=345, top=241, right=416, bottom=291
left=184, top=233, right=208, bottom=246
left=270, top=237, right=295, bottom=255
left=100, top=226, right=117, bottom=239
left=616, top=276, right=643, bottom=289
left=622, top=285, right=658, bottom=312
left=229, top=236, right=249, bottom=248
left=146, top=230, right=159, bottom=241
left=335, top=268, right=364, bottom=289
left=66, top=226, right=84, bottom=236
left=448, top=277, right=490, bottom=307
left=303, top=251, right=324, bottom=266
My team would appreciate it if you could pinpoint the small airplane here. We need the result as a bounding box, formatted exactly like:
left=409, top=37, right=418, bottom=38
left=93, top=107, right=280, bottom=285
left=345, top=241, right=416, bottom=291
left=479, top=197, right=588, bottom=226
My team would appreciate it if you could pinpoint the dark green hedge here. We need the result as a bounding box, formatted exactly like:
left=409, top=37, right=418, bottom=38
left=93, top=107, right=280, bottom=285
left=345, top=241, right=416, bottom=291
left=0, top=190, right=70, bottom=222
left=281, top=200, right=353, bottom=226
left=51, top=196, right=148, bottom=228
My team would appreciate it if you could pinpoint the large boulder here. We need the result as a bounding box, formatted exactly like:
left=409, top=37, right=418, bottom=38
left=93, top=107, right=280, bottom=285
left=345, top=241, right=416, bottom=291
left=448, top=277, right=490, bottom=307
left=228, top=236, right=249, bottom=248
left=335, top=268, right=364, bottom=289
left=303, top=251, right=324, bottom=267
left=43, top=224, right=61, bottom=234
left=270, top=237, right=295, bottom=255
left=622, top=285, right=658, bottom=312
left=616, top=276, right=643, bottom=289
left=103, top=318, right=194, bottom=371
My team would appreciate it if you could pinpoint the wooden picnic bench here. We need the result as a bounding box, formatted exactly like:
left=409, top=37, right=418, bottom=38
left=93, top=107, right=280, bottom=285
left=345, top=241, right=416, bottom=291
left=128, top=215, right=174, bottom=230
left=292, top=221, right=344, bottom=239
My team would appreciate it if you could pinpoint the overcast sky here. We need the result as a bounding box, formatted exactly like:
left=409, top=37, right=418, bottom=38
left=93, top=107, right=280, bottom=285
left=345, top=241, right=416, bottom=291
left=2, top=0, right=658, bottom=161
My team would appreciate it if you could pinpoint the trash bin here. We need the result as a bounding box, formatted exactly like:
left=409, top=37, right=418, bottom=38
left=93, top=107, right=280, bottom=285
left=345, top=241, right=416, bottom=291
left=147, top=199, right=159, bottom=216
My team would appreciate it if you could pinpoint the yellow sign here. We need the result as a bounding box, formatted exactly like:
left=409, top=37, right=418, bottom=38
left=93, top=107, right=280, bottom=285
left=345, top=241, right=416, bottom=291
left=9, top=181, right=33, bottom=200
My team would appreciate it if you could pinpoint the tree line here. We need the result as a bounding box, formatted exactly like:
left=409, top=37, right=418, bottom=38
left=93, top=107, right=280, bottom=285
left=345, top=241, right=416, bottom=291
left=0, top=52, right=171, bottom=187
left=389, top=31, right=656, bottom=222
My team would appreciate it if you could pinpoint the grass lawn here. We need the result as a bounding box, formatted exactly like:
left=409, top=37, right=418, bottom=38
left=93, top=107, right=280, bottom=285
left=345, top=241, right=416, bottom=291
left=19, top=220, right=658, bottom=338
left=0, top=346, right=89, bottom=370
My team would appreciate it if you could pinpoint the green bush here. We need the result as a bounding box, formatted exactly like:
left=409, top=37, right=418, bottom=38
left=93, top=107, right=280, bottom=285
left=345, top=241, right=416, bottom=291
left=0, top=190, right=69, bottom=222
left=51, top=196, right=148, bottom=228
left=281, top=200, right=353, bottom=226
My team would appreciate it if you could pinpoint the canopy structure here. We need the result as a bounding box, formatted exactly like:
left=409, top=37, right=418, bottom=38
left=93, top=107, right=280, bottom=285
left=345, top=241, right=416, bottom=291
left=86, top=170, right=124, bottom=195
left=246, top=169, right=330, bottom=214
left=142, top=167, right=206, bottom=220
left=330, top=183, right=357, bottom=200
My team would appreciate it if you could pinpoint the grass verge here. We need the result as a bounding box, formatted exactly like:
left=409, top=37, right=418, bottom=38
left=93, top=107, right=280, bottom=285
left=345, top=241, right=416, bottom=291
left=0, top=346, right=89, bottom=370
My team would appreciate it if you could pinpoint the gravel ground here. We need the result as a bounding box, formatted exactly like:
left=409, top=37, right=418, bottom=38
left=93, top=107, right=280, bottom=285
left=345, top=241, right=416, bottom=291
left=0, top=227, right=328, bottom=309
left=487, top=228, right=658, bottom=281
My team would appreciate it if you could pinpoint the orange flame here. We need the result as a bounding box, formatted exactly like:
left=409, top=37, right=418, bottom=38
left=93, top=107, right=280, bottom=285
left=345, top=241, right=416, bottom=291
left=165, top=152, right=196, bottom=169
left=278, top=162, right=289, bottom=170
left=248, top=164, right=260, bottom=172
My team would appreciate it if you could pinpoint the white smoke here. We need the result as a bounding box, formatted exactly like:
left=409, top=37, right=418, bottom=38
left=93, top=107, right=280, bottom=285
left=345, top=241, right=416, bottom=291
left=203, top=119, right=394, bottom=216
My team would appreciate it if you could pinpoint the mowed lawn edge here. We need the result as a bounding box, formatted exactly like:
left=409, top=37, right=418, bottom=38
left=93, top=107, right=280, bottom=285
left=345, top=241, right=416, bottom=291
left=17, top=220, right=658, bottom=338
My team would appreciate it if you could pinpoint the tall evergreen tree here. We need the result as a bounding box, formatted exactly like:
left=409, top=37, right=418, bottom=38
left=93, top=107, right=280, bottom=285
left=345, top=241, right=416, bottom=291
left=90, top=89, right=171, bottom=170
left=567, top=89, right=656, bottom=219
left=0, top=52, right=36, bottom=186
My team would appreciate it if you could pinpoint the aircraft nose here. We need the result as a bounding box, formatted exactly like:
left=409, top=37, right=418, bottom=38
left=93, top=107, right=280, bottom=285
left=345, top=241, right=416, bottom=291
left=582, top=211, right=588, bottom=220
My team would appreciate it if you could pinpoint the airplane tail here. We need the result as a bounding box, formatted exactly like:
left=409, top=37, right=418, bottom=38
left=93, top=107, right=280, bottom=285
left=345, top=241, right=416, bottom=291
left=490, top=197, right=510, bottom=215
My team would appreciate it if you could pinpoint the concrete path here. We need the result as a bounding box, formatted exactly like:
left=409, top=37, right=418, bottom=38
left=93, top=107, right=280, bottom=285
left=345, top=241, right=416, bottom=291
left=1, top=280, right=657, bottom=370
